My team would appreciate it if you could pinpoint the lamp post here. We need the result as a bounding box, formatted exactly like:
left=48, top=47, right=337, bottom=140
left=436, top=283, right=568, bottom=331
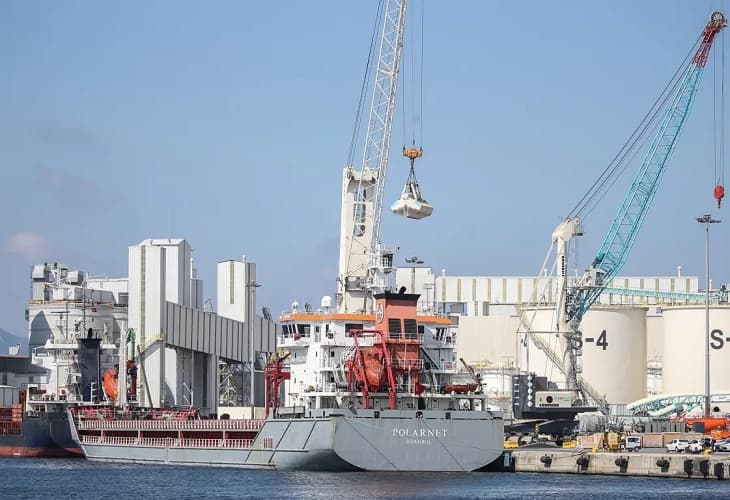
left=246, top=279, right=261, bottom=417
left=405, top=256, right=424, bottom=294
left=696, top=214, right=721, bottom=417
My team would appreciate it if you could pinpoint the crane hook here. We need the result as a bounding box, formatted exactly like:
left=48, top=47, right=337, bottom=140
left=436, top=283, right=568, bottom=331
left=715, top=184, right=725, bottom=208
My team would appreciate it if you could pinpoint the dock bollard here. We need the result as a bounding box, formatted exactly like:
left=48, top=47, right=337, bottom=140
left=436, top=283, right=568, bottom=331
left=699, top=460, right=710, bottom=477
left=576, top=455, right=589, bottom=471
left=655, top=458, right=670, bottom=471
left=539, top=455, right=552, bottom=468
left=714, top=462, right=725, bottom=479
left=683, top=459, right=694, bottom=477
left=614, top=456, right=628, bottom=472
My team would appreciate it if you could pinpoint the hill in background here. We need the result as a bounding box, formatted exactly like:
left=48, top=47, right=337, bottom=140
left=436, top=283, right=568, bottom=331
left=0, top=328, right=25, bottom=355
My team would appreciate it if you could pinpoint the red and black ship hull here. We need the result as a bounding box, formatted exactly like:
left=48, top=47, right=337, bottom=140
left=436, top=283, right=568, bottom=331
left=0, top=411, right=82, bottom=458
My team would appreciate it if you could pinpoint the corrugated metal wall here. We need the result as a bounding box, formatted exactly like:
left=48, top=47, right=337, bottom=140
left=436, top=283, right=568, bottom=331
left=163, top=301, right=278, bottom=362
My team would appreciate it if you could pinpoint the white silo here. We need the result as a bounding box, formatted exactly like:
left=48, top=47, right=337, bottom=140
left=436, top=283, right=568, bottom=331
left=518, top=306, right=568, bottom=388
left=519, top=306, right=647, bottom=404
left=662, top=305, right=730, bottom=396
left=580, top=306, right=647, bottom=405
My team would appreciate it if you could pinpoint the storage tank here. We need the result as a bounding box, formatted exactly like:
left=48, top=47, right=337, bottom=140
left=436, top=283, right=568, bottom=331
left=518, top=306, right=567, bottom=389
left=519, top=306, right=647, bottom=405
left=580, top=307, right=647, bottom=404
left=662, top=305, right=730, bottom=395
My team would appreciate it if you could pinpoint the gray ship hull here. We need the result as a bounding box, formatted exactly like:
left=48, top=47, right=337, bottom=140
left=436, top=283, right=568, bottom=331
left=72, top=408, right=503, bottom=471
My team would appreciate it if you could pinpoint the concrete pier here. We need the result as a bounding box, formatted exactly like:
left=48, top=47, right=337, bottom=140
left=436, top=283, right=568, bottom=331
left=497, top=450, right=729, bottom=479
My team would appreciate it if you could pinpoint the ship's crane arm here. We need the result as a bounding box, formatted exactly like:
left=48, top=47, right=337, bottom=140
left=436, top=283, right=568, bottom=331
left=362, top=0, right=407, bottom=248
left=337, top=0, right=408, bottom=313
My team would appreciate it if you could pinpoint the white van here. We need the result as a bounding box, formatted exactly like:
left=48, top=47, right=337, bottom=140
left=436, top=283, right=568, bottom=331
left=624, top=435, right=642, bottom=452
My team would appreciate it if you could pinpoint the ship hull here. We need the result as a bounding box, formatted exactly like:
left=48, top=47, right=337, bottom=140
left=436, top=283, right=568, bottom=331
left=73, top=408, right=503, bottom=471
left=0, top=412, right=82, bottom=458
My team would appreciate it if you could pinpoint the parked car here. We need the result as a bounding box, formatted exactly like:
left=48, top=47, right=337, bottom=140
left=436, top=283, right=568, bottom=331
left=700, top=436, right=715, bottom=450
left=714, top=439, right=730, bottom=452
left=687, top=440, right=704, bottom=454
left=666, top=439, right=690, bottom=453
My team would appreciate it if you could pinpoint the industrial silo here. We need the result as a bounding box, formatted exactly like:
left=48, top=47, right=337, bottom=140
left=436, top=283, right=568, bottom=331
left=662, top=305, right=730, bottom=395
left=580, top=306, right=647, bottom=405
left=519, top=306, right=647, bottom=405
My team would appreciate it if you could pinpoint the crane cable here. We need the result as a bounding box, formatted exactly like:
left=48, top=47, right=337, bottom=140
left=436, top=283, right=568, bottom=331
left=568, top=34, right=703, bottom=220
left=400, top=0, right=424, bottom=149
left=714, top=28, right=726, bottom=207
left=419, top=0, right=424, bottom=147
left=346, top=0, right=385, bottom=170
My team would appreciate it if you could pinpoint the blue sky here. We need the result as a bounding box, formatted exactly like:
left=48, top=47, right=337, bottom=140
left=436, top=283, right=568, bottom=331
left=2, top=1, right=729, bottom=341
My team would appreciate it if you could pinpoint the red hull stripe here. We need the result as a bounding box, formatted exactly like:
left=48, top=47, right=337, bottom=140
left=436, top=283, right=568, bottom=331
left=0, top=446, right=83, bottom=458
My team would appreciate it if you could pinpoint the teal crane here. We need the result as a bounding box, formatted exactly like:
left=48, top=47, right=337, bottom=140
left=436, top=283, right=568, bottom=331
left=550, top=11, right=726, bottom=401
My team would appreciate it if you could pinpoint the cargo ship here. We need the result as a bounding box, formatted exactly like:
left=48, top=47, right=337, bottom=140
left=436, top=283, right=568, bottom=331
left=0, top=351, right=82, bottom=457
left=0, top=320, right=123, bottom=458
left=0, top=392, right=80, bottom=457
left=69, top=292, right=504, bottom=471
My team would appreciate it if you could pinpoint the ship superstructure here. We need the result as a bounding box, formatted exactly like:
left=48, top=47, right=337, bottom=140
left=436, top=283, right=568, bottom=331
left=27, top=262, right=125, bottom=408
left=278, top=295, right=464, bottom=412
left=0, top=262, right=128, bottom=457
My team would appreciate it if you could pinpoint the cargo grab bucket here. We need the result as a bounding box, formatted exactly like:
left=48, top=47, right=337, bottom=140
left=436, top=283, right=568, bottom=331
left=392, top=149, right=433, bottom=219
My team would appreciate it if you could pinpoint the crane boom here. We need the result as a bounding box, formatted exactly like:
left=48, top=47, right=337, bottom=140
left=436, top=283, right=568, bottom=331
left=364, top=0, right=407, bottom=247
left=539, top=12, right=727, bottom=404
left=337, top=0, right=408, bottom=313
left=571, top=11, right=727, bottom=322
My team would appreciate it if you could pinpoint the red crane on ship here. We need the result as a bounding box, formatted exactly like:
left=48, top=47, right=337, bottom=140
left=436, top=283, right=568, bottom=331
left=264, top=352, right=291, bottom=418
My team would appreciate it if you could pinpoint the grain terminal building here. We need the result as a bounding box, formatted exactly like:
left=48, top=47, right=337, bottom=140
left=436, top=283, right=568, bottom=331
left=394, top=267, right=729, bottom=411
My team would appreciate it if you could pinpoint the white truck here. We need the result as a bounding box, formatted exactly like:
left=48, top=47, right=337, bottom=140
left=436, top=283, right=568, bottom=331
left=623, top=435, right=642, bottom=452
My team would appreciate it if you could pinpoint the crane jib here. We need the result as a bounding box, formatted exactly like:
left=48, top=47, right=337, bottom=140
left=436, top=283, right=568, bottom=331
left=572, top=11, right=727, bottom=321
left=693, top=12, right=727, bottom=67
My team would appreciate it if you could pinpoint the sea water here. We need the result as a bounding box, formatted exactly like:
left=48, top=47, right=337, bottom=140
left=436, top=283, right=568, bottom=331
left=2, top=458, right=726, bottom=499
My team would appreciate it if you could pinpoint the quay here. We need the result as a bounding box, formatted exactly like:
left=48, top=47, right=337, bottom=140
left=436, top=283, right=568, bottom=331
left=492, top=449, right=730, bottom=480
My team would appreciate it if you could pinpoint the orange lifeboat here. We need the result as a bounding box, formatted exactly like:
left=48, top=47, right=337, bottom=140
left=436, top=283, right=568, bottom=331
left=363, top=350, right=385, bottom=391
left=102, top=368, right=118, bottom=401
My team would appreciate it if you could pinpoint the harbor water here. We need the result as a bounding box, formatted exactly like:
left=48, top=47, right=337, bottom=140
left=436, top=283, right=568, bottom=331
left=3, top=458, right=727, bottom=499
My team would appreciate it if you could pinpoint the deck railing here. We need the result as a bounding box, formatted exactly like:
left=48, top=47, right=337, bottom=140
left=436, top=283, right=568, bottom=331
left=80, top=435, right=273, bottom=449
left=77, top=419, right=265, bottom=431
